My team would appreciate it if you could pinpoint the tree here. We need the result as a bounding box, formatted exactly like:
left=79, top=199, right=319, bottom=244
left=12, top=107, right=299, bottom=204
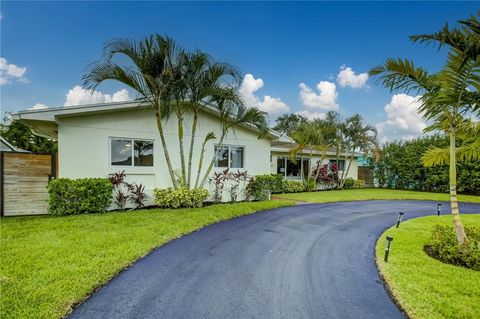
left=83, top=34, right=255, bottom=191
left=273, top=113, right=308, bottom=137
left=370, top=13, right=480, bottom=244
left=84, top=35, right=181, bottom=188
left=340, top=114, right=378, bottom=188
left=290, top=119, right=331, bottom=186
left=181, top=51, right=241, bottom=189
left=0, top=121, right=56, bottom=153
left=198, top=87, right=268, bottom=188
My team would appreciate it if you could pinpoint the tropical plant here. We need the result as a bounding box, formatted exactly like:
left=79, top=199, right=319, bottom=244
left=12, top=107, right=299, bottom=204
left=290, top=118, right=331, bottom=185
left=84, top=34, right=253, bottom=193
left=198, top=88, right=268, bottom=188
left=84, top=35, right=181, bottom=188
left=370, top=12, right=480, bottom=243
left=340, top=114, right=378, bottom=188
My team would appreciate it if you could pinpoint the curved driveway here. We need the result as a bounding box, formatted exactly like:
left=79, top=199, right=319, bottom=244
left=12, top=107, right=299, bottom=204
left=69, top=200, right=479, bottom=319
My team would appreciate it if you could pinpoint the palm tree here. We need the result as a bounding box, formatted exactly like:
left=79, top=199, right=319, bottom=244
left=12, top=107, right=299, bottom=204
left=290, top=119, right=330, bottom=185
left=340, top=114, right=378, bottom=188
left=83, top=35, right=180, bottom=188
left=422, top=120, right=480, bottom=166
left=198, top=87, right=268, bottom=188
left=182, top=51, right=241, bottom=189
left=370, top=14, right=479, bottom=243
left=324, top=111, right=346, bottom=188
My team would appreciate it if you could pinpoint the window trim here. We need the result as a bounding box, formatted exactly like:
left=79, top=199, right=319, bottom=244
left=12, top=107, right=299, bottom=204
left=109, top=137, right=154, bottom=168
left=214, top=144, right=245, bottom=169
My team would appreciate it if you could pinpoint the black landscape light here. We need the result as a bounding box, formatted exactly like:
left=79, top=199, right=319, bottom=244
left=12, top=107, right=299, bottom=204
left=396, top=211, right=404, bottom=228
left=437, top=203, right=442, bottom=216
left=384, top=236, right=394, bottom=262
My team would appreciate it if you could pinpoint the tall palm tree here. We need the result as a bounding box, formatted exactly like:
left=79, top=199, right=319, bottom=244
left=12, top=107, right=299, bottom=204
left=83, top=35, right=181, bottom=188
left=370, top=14, right=479, bottom=243
left=198, top=87, right=268, bottom=188
left=340, top=114, right=378, bottom=188
left=290, top=119, right=330, bottom=183
left=324, top=111, right=346, bottom=188
left=182, top=51, right=241, bottom=189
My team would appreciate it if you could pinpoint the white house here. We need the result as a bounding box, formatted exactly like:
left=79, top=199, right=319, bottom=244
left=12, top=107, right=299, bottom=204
left=12, top=101, right=360, bottom=204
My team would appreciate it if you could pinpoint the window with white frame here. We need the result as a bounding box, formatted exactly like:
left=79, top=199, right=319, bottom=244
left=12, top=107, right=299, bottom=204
left=110, top=138, right=153, bottom=167
left=214, top=145, right=244, bottom=168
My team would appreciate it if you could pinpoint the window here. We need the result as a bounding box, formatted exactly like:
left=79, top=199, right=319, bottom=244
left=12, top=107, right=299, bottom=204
left=111, top=138, right=153, bottom=167
left=277, top=156, right=309, bottom=180
left=329, top=159, right=345, bottom=171
left=214, top=145, right=244, bottom=168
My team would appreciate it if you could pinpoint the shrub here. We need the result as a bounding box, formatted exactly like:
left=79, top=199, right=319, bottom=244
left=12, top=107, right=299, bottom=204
left=354, top=179, right=365, bottom=189
left=425, top=225, right=480, bottom=271
left=154, top=187, right=208, bottom=208
left=283, top=180, right=305, bottom=193
left=343, top=177, right=355, bottom=189
left=48, top=178, right=112, bottom=215
left=245, top=174, right=276, bottom=201
left=304, top=177, right=317, bottom=192
left=272, top=174, right=284, bottom=194
left=343, top=178, right=364, bottom=189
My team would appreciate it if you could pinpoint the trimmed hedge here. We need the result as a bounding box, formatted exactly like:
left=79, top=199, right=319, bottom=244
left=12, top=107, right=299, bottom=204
left=425, top=225, right=480, bottom=271
left=283, top=180, right=305, bottom=193
left=47, top=178, right=113, bottom=215
left=154, top=187, right=209, bottom=208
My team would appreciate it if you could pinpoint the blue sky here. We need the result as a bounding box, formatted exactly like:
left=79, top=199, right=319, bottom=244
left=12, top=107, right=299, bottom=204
left=1, top=1, right=478, bottom=141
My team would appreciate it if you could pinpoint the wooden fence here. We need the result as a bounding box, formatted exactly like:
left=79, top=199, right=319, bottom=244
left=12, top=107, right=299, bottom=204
left=358, top=166, right=374, bottom=187
left=0, top=152, right=56, bottom=216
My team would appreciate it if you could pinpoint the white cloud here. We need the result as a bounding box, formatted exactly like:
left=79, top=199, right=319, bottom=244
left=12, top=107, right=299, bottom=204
left=375, top=94, right=426, bottom=143
left=31, top=103, right=48, bottom=110
left=298, top=81, right=339, bottom=111
left=239, top=74, right=289, bottom=115
left=0, top=57, right=28, bottom=85
left=295, top=110, right=326, bottom=120
left=336, top=65, right=368, bottom=88
left=64, top=86, right=130, bottom=106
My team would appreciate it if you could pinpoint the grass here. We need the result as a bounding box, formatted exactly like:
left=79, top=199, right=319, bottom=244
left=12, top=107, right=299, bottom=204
left=0, top=200, right=294, bottom=319
left=276, top=188, right=480, bottom=204
left=376, top=215, right=480, bottom=319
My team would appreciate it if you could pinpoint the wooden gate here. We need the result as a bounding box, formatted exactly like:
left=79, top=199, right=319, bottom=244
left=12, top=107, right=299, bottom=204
left=0, top=152, right=56, bottom=216
left=358, top=166, right=374, bottom=187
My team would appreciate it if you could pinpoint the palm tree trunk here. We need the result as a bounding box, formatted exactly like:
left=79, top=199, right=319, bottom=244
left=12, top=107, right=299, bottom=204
left=194, top=133, right=209, bottom=189
left=340, top=151, right=355, bottom=188
left=155, top=113, right=178, bottom=189
left=177, top=115, right=187, bottom=187
left=199, top=130, right=226, bottom=188
left=449, top=127, right=468, bottom=244
left=187, top=111, right=199, bottom=189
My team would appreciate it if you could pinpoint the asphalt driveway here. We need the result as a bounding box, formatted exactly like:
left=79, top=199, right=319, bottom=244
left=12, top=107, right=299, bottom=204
left=69, top=200, right=480, bottom=319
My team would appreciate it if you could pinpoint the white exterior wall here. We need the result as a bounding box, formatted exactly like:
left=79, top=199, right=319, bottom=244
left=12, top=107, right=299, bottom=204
left=57, top=108, right=271, bottom=205
left=270, top=152, right=358, bottom=180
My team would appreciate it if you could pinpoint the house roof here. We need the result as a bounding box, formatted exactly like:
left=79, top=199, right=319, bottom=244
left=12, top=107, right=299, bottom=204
left=12, top=100, right=294, bottom=143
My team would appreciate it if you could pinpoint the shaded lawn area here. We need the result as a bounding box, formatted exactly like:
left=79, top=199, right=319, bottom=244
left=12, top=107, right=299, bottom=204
left=0, top=200, right=294, bottom=319
left=376, top=215, right=480, bottom=319
left=276, top=188, right=480, bottom=203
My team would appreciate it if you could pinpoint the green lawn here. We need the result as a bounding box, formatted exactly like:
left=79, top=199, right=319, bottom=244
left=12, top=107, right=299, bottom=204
left=276, top=188, right=480, bottom=203
left=376, top=215, right=480, bottom=319
left=0, top=200, right=294, bottom=319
